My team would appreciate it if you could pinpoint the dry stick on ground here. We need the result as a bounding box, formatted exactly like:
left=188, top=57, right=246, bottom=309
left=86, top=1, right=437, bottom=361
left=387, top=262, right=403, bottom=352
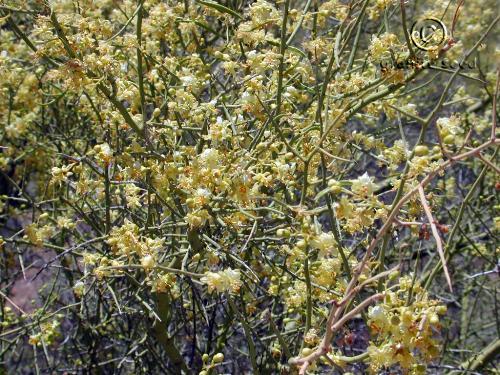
left=459, top=338, right=500, bottom=372
left=417, top=185, right=453, bottom=292
left=476, top=152, right=500, bottom=175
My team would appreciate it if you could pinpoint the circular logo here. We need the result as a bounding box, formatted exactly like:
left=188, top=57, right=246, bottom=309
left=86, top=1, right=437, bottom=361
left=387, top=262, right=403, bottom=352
left=411, top=17, right=448, bottom=51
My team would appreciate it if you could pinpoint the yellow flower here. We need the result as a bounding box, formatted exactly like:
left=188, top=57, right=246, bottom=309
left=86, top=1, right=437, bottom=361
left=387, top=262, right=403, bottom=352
left=141, top=254, right=155, bottom=270
left=201, top=268, right=242, bottom=294
left=310, top=231, right=336, bottom=256
left=351, top=172, right=376, bottom=197
left=51, top=165, right=73, bottom=185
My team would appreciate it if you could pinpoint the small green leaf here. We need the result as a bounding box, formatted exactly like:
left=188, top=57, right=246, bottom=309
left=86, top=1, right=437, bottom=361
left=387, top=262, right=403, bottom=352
left=197, top=0, right=243, bottom=20
left=268, top=39, right=307, bottom=58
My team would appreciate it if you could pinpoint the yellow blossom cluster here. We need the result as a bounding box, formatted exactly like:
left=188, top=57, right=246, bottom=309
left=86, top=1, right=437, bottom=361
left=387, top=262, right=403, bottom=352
left=367, top=278, right=447, bottom=373
left=201, top=268, right=242, bottom=293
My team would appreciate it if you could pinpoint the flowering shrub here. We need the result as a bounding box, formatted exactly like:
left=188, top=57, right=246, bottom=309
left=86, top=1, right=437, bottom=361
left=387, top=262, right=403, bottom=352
left=0, top=0, right=498, bottom=373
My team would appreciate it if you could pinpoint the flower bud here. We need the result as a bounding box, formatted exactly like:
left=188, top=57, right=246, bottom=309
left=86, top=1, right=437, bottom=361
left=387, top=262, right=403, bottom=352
left=436, top=305, right=447, bottom=315
left=212, top=352, right=224, bottom=363
left=301, top=348, right=313, bottom=356
left=389, top=270, right=400, bottom=280
left=296, top=239, right=307, bottom=249
left=73, top=281, right=85, bottom=297
left=141, top=254, right=155, bottom=270
left=443, top=135, right=455, bottom=145
left=390, top=315, right=400, bottom=325
left=414, top=145, right=429, bottom=156
left=429, top=314, right=439, bottom=325
left=277, top=228, right=290, bottom=238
